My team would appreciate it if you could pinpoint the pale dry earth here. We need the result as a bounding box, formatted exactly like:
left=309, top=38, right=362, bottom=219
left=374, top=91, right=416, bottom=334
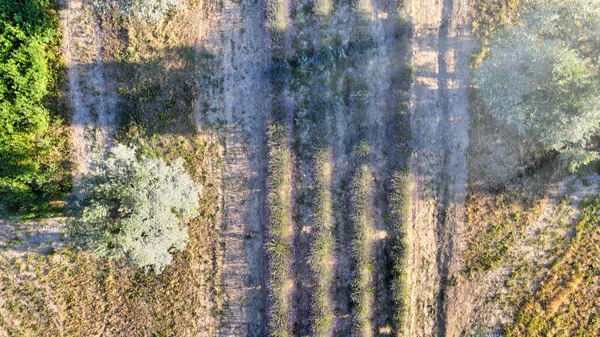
left=407, top=0, right=472, bottom=336
left=195, top=0, right=269, bottom=335
left=61, top=0, right=118, bottom=175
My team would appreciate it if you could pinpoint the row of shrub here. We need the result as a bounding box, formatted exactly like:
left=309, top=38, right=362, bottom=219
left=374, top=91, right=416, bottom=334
left=308, top=150, right=335, bottom=336
left=265, top=0, right=295, bottom=334
left=385, top=6, right=414, bottom=333
left=265, top=122, right=295, bottom=337
left=388, top=170, right=411, bottom=334
left=0, top=0, right=72, bottom=215
left=350, top=165, right=376, bottom=337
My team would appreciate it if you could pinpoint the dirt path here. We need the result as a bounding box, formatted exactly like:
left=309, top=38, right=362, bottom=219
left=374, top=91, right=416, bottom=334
left=61, top=0, right=118, bottom=174
left=407, top=0, right=471, bottom=336
left=195, top=0, right=268, bottom=335
left=364, top=0, right=412, bottom=332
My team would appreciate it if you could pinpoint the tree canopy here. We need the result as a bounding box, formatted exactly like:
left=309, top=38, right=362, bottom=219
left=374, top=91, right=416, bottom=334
left=69, top=145, right=200, bottom=273
left=0, top=0, right=70, bottom=213
left=474, top=0, right=600, bottom=169
left=92, top=0, right=184, bottom=23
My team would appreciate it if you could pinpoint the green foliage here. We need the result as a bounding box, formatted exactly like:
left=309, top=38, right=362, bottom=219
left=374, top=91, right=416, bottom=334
left=69, top=144, right=200, bottom=273
left=93, top=0, right=184, bottom=23
left=474, top=0, right=600, bottom=170
left=0, top=0, right=71, bottom=214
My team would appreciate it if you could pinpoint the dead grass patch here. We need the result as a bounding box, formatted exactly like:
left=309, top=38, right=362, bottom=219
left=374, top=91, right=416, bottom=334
left=504, top=195, right=600, bottom=337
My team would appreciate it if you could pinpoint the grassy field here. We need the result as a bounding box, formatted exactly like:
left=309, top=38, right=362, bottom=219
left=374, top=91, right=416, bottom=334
left=504, top=194, right=600, bottom=336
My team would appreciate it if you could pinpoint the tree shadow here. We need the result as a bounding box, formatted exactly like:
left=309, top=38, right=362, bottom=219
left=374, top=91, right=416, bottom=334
left=0, top=218, right=66, bottom=256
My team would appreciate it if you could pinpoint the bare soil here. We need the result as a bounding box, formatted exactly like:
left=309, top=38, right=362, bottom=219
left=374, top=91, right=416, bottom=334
left=195, top=0, right=269, bottom=335
left=61, top=0, right=118, bottom=175
left=407, top=0, right=472, bottom=336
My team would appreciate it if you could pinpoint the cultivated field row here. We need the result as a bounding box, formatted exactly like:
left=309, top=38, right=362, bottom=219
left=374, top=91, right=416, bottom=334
left=263, top=0, right=413, bottom=336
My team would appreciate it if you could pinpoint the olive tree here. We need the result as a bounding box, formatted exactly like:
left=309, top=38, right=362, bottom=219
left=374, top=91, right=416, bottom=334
left=92, top=0, right=184, bottom=23
left=474, top=0, right=600, bottom=170
left=69, top=145, right=200, bottom=273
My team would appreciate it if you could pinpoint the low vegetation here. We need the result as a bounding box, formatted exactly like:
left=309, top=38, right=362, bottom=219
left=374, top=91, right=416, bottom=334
left=350, top=165, right=375, bottom=337
left=388, top=171, right=411, bottom=334
left=0, top=0, right=71, bottom=214
left=308, top=150, right=335, bottom=337
left=265, top=122, right=294, bottom=337
left=505, top=194, right=600, bottom=336
left=69, top=144, right=200, bottom=272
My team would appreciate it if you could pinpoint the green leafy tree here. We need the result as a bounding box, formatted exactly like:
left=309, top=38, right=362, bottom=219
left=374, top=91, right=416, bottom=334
left=69, top=145, right=200, bottom=273
left=0, top=0, right=70, bottom=212
left=474, top=0, right=600, bottom=170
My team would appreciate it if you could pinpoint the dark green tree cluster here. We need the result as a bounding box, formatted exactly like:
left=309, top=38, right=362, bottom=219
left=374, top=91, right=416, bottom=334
left=0, top=0, right=70, bottom=213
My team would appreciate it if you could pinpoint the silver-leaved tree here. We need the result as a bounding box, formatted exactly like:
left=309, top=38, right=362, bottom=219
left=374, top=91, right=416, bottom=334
left=92, top=0, right=184, bottom=23
left=474, top=0, right=600, bottom=170
left=69, top=145, right=200, bottom=273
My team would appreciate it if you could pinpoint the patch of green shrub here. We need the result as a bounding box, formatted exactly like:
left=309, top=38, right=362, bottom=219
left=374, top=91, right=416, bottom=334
left=0, top=0, right=71, bottom=214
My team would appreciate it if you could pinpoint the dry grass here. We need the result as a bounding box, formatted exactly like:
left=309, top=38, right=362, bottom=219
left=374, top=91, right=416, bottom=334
left=98, top=0, right=213, bottom=135
left=465, top=71, right=568, bottom=276
left=504, top=195, right=600, bottom=337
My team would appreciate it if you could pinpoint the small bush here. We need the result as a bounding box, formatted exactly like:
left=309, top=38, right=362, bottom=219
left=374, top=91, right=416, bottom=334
left=69, top=144, right=200, bottom=273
